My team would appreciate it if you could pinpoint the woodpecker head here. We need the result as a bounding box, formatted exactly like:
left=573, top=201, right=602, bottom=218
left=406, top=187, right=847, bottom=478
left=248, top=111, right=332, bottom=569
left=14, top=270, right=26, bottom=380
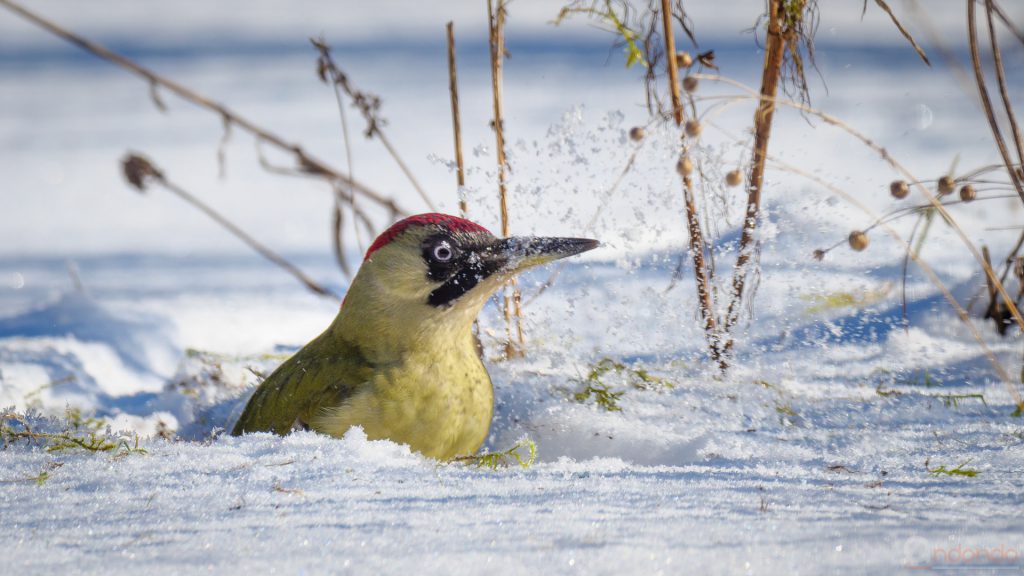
left=335, top=213, right=597, bottom=349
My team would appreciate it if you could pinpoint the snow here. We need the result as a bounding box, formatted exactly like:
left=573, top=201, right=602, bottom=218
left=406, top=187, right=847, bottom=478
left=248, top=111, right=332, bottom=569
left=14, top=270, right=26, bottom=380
left=2, top=411, right=1022, bottom=574
left=2, top=0, right=1024, bottom=574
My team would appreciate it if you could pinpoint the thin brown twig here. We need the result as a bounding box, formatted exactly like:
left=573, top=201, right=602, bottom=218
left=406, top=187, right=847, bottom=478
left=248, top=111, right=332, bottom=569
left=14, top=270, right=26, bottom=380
left=981, top=245, right=1012, bottom=334
left=318, top=38, right=357, bottom=276
left=999, top=231, right=1024, bottom=286
left=968, top=0, right=1024, bottom=206
left=903, top=0, right=977, bottom=102
left=121, top=153, right=339, bottom=302
left=984, top=0, right=1024, bottom=176
left=661, top=0, right=721, bottom=364
left=330, top=197, right=351, bottom=278
left=873, top=0, right=931, bottom=66
left=311, top=37, right=435, bottom=212
left=991, top=0, right=1024, bottom=45
left=447, top=21, right=482, bottom=354
left=446, top=22, right=468, bottom=218
left=488, top=1, right=510, bottom=237
left=982, top=0, right=1024, bottom=330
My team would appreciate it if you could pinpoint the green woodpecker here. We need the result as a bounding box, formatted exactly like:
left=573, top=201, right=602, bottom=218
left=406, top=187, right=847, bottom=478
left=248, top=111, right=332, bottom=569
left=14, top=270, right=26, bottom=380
left=231, top=213, right=597, bottom=460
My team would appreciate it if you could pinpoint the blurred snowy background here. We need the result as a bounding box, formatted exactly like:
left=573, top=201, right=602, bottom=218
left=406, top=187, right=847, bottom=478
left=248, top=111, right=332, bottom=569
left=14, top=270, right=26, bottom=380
left=2, top=1, right=1023, bottom=573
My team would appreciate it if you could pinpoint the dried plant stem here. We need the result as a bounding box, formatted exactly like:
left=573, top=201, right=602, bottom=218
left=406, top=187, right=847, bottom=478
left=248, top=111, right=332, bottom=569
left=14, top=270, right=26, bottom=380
left=999, top=231, right=1024, bottom=287
left=721, top=0, right=788, bottom=360
left=991, top=0, right=1024, bottom=45
left=447, top=21, right=483, bottom=352
left=873, top=0, right=931, bottom=66
left=488, top=0, right=510, bottom=238
left=121, top=154, right=339, bottom=302
left=488, top=0, right=524, bottom=357
left=375, top=131, right=436, bottom=211
left=977, top=0, right=1024, bottom=326
left=696, top=72, right=1024, bottom=333
left=981, top=245, right=1011, bottom=333
left=984, top=1, right=1024, bottom=183
left=968, top=0, right=1024, bottom=206
left=330, top=200, right=351, bottom=277
left=768, top=154, right=1021, bottom=407
left=904, top=0, right=977, bottom=99
left=0, top=0, right=406, bottom=219
left=446, top=22, right=468, bottom=217
left=660, top=0, right=720, bottom=364
left=327, top=53, right=356, bottom=276
left=311, top=38, right=434, bottom=212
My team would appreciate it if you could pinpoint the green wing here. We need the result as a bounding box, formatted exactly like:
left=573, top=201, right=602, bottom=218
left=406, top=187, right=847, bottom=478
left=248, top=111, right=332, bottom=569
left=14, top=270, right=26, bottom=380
left=231, top=331, right=373, bottom=435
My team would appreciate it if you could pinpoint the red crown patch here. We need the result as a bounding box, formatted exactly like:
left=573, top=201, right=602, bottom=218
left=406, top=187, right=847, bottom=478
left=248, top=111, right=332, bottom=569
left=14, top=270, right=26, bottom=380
left=364, top=213, right=492, bottom=260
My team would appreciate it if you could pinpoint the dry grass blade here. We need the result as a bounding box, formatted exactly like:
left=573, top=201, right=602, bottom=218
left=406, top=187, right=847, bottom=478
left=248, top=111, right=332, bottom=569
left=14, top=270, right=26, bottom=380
left=121, top=153, right=339, bottom=302
left=984, top=0, right=1024, bottom=173
left=873, top=0, right=931, bottom=66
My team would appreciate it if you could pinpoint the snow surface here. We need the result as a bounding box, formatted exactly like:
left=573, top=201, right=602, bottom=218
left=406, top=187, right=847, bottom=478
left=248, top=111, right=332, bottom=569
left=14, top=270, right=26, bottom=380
left=2, top=1, right=1024, bottom=574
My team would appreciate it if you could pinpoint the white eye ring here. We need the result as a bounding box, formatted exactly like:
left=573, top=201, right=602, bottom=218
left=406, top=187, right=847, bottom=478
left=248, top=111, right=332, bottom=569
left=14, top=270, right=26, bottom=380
left=433, top=242, right=454, bottom=262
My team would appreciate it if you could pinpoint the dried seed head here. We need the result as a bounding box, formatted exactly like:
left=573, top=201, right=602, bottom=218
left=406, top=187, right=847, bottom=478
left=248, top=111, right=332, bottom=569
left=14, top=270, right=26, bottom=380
left=848, top=230, right=869, bottom=252
left=684, top=119, right=702, bottom=138
left=675, top=51, right=693, bottom=68
left=676, top=156, right=693, bottom=176
left=121, top=154, right=161, bottom=192
left=682, top=76, right=699, bottom=93
left=1014, top=256, right=1024, bottom=283
left=725, top=169, right=743, bottom=187
left=813, top=249, right=826, bottom=261
left=629, top=126, right=645, bottom=141
left=937, top=175, right=955, bottom=196
left=889, top=180, right=909, bottom=199
left=958, top=184, right=976, bottom=202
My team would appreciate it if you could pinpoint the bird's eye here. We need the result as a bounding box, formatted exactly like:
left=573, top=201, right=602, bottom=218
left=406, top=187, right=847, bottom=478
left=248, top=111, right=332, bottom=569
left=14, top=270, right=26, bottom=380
left=433, top=242, right=454, bottom=262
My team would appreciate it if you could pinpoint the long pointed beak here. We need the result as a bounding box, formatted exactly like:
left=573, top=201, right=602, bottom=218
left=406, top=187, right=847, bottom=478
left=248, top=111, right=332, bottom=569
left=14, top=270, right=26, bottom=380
left=427, top=235, right=599, bottom=308
left=492, top=236, right=600, bottom=273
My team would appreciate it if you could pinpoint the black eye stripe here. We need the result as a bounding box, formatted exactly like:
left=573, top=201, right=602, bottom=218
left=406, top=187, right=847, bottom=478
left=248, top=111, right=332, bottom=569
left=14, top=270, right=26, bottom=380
left=428, top=266, right=485, bottom=307
left=420, top=231, right=505, bottom=307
